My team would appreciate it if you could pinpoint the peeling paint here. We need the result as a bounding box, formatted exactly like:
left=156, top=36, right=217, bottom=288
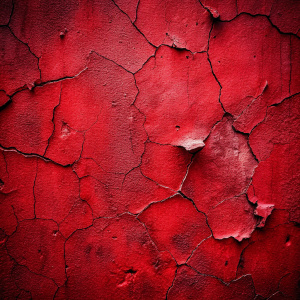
left=0, top=0, right=299, bottom=299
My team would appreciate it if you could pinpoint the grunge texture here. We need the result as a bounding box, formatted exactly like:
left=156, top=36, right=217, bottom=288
left=0, top=0, right=299, bottom=299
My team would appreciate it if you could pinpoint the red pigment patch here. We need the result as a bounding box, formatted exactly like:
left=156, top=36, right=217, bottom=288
left=138, top=194, right=210, bottom=264
left=0, top=0, right=299, bottom=298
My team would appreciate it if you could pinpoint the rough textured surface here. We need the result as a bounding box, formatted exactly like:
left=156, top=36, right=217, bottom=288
left=207, top=195, right=258, bottom=241
left=168, top=266, right=256, bottom=300
left=237, top=221, right=300, bottom=298
left=135, top=0, right=212, bottom=51
left=56, top=214, right=176, bottom=299
left=135, top=46, right=223, bottom=148
left=0, top=0, right=299, bottom=299
left=182, top=116, right=257, bottom=213
left=249, top=94, right=300, bottom=223
left=9, top=0, right=154, bottom=80
left=138, top=194, right=211, bottom=264
left=6, top=219, right=66, bottom=286
left=209, top=14, right=297, bottom=133
left=187, top=236, right=248, bottom=282
left=0, top=27, right=40, bottom=95
left=0, top=83, right=60, bottom=155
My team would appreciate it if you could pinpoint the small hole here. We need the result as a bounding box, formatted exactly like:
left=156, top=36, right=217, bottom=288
left=186, top=56, right=189, bottom=59
left=225, top=261, right=228, bottom=266
left=286, top=235, right=290, bottom=243
left=175, top=125, right=180, bottom=131
left=126, top=268, right=137, bottom=274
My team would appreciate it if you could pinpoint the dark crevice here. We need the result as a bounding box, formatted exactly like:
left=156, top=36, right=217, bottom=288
left=43, top=83, right=62, bottom=157
left=0, top=144, right=72, bottom=168
left=111, top=0, right=157, bottom=49
left=207, top=20, right=226, bottom=114
left=165, top=266, right=178, bottom=299
left=7, top=26, right=41, bottom=79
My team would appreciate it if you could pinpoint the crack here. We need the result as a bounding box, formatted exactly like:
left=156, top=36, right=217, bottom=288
left=185, top=234, right=212, bottom=264
left=4, top=240, right=59, bottom=289
left=139, top=168, right=177, bottom=192
left=287, top=32, right=296, bottom=94
left=178, top=191, right=214, bottom=237
left=121, top=163, right=142, bottom=187
left=247, top=92, right=300, bottom=161
left=12, top=263, right=59, bottom=289
left=57, top=168, right=95, bottom=237
left=268, top=291, right=285, bottom=299
left=268, top=91, right=300, bottom=108
left=111, top=0, right=157, bottom=49
left=2, top=66, right=87, bottom=105
left=43, top=82, right=62, bottom=157
left=235, top=0, right=238, bottom=15
left=179, top=152, right=196, bottom=191
left=91, top=50, right=136, bottom=75
left=186, top=264, right=241, bottom=286
left=235, top=241, right=254, bottom=278
left=62, top=222, right=94, bottom=284
left=10, top=205, right=19, bottom=236
left=134, top=0, right=141, bottom=23
left=235, top=81, right=268, bottom=121
left=34, top=66, right=88, bottom=89
left=276, top=272, right=291, bottom=298
left=131, top=74, right=150, bottom=166
left=133, top=48, right=158, bottom=75
left=136, top=194, right=178, bottom=217
left=53, top=286, right=59, bottom=300
left=247, top=137, right=260, bottom=163
left=217, top=11, right=300, bottom=38
left=230, top=125, right=259, bottom=181
left=73, top=171, right=94, bottom=220
left=7, top=0, right=15, bottom=27
left=165, top=266, right=178, bottom=299
left=133, top=44, right=200, bottom=77
left=2, top=151, right=9, bottom=177
left=32, top=160, right=38, bottom=219
left=269, top=0, right=275, bottom=17
left=0, top=145, right=72, bottom=168
left=7, top=25, right=41, bottom=80
left=77, top=174, right=107, bottom=189
left=179, top=113, right=228, bottom=190
left=198, top=0, right=215, bottom=16
left=207, top=20, right=226, bottom=113
left=0, top=97, right=12, bottom=112
left=136, top=215, right=178, bottom=264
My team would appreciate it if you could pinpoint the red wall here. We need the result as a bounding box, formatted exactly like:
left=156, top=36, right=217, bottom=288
left=0, top=0, right=299, bottom=299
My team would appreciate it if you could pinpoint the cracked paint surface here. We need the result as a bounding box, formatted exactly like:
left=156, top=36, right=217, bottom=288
left=0, top=0, right=299, bottom=299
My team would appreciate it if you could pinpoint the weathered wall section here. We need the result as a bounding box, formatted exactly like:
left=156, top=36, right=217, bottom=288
left=0, top=0, right=299, bottom=299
